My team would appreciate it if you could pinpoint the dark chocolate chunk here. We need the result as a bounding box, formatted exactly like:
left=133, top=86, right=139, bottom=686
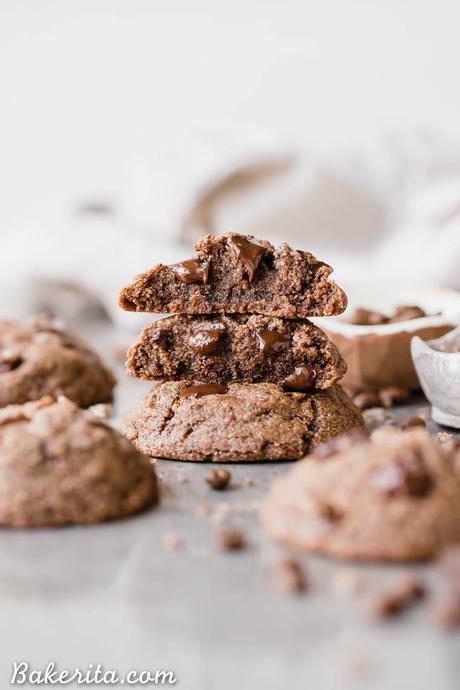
left=171, top=258, right=209, bottom=284
left=0, top=357, right=23, bottom=373
left=227, top=234, right=267, bottom=283
left=283, top=365, right=315, bottom=391
left=205, top=468, right=231, bottom=490
left=179, top=383, right=229, bottom=399
left=188, top=322, right=226, bottom=355
left=256, top=329, right=290, bottom=356
left=371, top=453, right=433, bottom=498
left=216, top=527, right=247, bottom=551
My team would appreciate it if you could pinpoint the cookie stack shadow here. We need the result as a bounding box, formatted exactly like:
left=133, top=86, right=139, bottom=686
left=119, top=233, right=363, bottom=462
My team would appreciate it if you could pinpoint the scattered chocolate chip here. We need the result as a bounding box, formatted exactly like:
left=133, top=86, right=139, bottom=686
left=256, top=329, right=290, bottom=356
left=401, top=416, right=426, bottom=430
left=273, top=558, right=308, bottom=594
left=0, top=356, right=23, bottom=373
left=180, top=384, right=229, bottom=399
left=353, top=390, right=381, bottom=410
left=283, top=365, right=316, bottom=391
left=379, top=386, right=410, bottom=408
left=314, top=428, right=369, bottom=459
left=171, top=258, right=209, bottom=284
left=189, top=321, right=226, bottom=355
left=350, top=308, right=389, bottom=325
left=216, top=527, right=247, bottom=551
left=227, top=234, right=267, bottom=283
left=205, top=468, right=231, bottom=490
left=370, top=573, right=426, bottom=619
left=391, top=305, right=426, bottom=322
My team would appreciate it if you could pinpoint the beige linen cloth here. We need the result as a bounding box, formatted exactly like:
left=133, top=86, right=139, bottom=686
left=1, top=129, right=460, bottom=328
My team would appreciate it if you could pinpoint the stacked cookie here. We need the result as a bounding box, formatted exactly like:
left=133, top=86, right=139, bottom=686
left=120, top=233, right=363, bottom=462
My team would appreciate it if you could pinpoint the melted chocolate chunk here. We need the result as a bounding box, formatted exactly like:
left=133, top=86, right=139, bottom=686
left=179, top=384, right=229, bottom=399
left=372, top=453, right=433, bottom=498
left=256, top=329, right=290, bottom=356
left=0, top=356, right=23, bottom=373
left=283, top=365, right=316, bottom=391
left=227, top=234, right=267, bottom=283
left=171, top=258, right=209, bottom=284
left=189, top=322, right=226, bottom=355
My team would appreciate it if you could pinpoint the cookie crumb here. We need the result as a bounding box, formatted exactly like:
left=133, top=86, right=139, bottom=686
left=216, top=527, right=247, bottom=551
left=369, top=573, right=425, bottom=619
left=272, top=558, right=308, bottom=594
left=205, top=468, right=231, bottom=490
left=332, top=568, right=364, bottom=597
left=162, top=532, right=183, bottom=551
left=401, top=415, right=426, bottom=429
left=244, top=476, right=257, bottom=487
left=195, top=502, right=212, bottom=518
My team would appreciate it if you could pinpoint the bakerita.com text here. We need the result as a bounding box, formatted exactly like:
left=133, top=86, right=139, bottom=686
left=10, top=662, right=177, bottom=685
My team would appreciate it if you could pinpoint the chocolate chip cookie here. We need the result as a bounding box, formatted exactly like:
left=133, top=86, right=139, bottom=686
left=0, top=316, right=116, bottom=408
left=119, top=233, right=347, bottom=318
left=126, top=314, right=346, bottom=389
left=260, top=427, right=460, bottom=560
left=0, top=396, right=158, bottom=527
left=123, top=381, right=363, bottom=462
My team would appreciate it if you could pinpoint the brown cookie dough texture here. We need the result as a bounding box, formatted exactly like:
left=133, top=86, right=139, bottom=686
left=0, top=316, right=116, bottom=408
left=119, top=233, right=347, bottom=318
left=123, top=381, right=363, bottom=462
left=260, top=427, right=460, bottom=561
left=127, top=314, right=346, bottom=389
left=0, top=396, right=158, bottom=527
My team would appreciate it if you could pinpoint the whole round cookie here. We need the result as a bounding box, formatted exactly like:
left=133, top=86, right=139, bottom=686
left=0, top=316, right=116, bottom=408
left=260, top=427, right=460, bottom=560
left=0, top=396, right=158, bottom=527
left=123, top=381, right=363, bottom=462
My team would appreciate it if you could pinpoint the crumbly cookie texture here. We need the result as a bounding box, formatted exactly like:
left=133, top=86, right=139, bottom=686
left=126, top=314, right=346, bottom=389
left=0, top=316, right=116, bottom=408
left=0, top=396, right=158, bottom=527
left=260, top=427, right=460, bottom=561
left=123, top=381, right=363, bottom=462
left=119, top=233, right=347, bottom=318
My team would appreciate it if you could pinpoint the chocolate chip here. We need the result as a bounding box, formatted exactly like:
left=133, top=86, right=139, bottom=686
left=256, top=329, right=290, bottom=356
left=314, top=427, right=369, bottom=459
left=390, top=305, right=426, bottom=322
left=283, top=365, right=316, bottom=391
left=180, top=384, right=228, bottom=399
left=0, top=356, right=23, bottom=373
left=171, top=258, right=209, bottom=284
left=216, top=527, right=247, bottom=551
left=227, top=234, right=267, bottom=283
left=353, top=391, right=381, bottom=410
left=349, top=308, right=389, bottom=325
left=205, top=468, right=231, bottom=490
left=379, top=386, right=410, bottom=408
left=401, top=416, right=426, bottom=430
left=318, top=502, right=343, bottom=523
left=371, top=452, right=433, bottom=498
left=370, top=573, right=426, bottom=619
left=189, top=322, right=226, bottom=355
left=272, top=558, right=308, bottom=594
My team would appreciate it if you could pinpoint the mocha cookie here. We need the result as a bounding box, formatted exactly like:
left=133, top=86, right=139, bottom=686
left=119, top=233, right=347, bottom=318
left=126, top=314, right=346, bottom=389
left=0, top=316, right=116, bottom=408
left=123, top=381, right=363, bottom=462
left=0, top=396, right=158, bottom=527
left=260, top=427, right=460, bottom=561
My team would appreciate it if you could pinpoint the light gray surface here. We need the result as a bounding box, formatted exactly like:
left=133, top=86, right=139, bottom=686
left=1, top=331, right=459, bottom=690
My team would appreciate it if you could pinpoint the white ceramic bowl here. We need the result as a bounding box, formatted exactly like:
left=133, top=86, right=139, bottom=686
left=412, top=326, right=460, bottom=428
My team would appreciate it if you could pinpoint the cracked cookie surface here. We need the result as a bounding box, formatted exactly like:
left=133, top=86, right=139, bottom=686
left=260, top=427, right=460, bottom=560
left=0, top=316, right=116, bottom=408
left=0, top=396, right=158, bottom=527
left=119, top=233, right=347, bottom=318
left=123, top=381, right=363, bottom=462
left=126, top=314, right=346, bottom=389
